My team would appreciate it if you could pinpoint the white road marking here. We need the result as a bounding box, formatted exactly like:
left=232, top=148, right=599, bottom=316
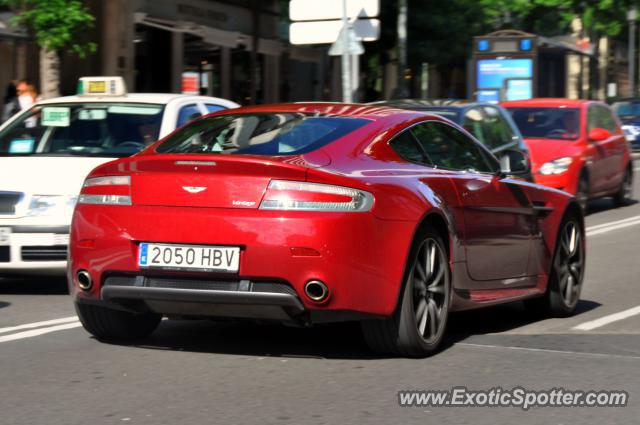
left=573, top=305, right=640, bottom=331
left=0, top=316, right=78, bottom=335
left=586, top=218, right=640, bottom=236
left=0, top=321, right=81, bottom=343
left=585, top=215, right=640, bottom=236
left=458, top=342, right=640, bottom=360
left=586, top=214, right=640, bottom=231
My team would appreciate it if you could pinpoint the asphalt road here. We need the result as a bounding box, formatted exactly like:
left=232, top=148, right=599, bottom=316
left=1, top=163, right=640, bottom=425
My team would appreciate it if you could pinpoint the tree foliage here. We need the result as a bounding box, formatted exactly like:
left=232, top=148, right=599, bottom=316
left=0, top=0, right=96, bottom=56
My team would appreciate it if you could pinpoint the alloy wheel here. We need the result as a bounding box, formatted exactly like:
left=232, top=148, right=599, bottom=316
left=555, top=221, right=584, bottom=308
left=412, top=238, right=448, bottom=343
left=621, top=170, right=633, bottom=201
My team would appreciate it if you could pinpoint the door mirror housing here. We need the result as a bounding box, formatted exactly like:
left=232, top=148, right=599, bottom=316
left=499, top=149, right=530, bottom=176
left=588, top=127, right=611, bottom=142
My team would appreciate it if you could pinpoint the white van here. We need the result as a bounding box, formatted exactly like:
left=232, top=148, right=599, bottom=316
left=0, top=77, right=239, bottom=275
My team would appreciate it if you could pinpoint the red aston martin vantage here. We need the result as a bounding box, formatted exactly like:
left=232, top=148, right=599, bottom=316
left=69, top=104, right=585, bottom=357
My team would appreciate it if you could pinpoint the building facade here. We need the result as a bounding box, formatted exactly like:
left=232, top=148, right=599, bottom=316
left=83, top=0, right=323, bottom=104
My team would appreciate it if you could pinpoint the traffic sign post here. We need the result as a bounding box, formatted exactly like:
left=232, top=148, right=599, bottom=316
left=341, top=0, right=352, bottom=103
left=289, top=0, right=379, bottom=103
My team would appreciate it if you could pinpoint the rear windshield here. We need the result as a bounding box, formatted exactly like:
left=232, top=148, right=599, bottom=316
left=155, top=113, right=369, bottom=155
left=0, top=103, right=164, bottom=157
left=508, top=107, right=580, bottom=140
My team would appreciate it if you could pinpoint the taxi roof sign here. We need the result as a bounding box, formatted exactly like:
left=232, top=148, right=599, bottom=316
left=77, top=76, right=127, bottom=96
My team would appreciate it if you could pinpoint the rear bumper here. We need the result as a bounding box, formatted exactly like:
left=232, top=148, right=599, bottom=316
left=101, top=282, right=305, bottom=322
left=70, top=204, right=416, bottom=319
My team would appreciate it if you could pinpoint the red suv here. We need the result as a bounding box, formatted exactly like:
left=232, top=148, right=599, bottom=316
left=502, top=98, right=633, bottom=209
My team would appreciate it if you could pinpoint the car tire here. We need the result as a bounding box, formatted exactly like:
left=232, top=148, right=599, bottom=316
left=576, top=174, right=589, bottom=212
left=361, top=226, right=450, bottom=357
left=524, top=214, right=585, bottom=317
left=75, top=302, right=161, bottom=341
left=613, top=167, right=633, bottom=207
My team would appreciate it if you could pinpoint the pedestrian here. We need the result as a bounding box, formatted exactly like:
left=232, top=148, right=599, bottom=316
left=2, top=80, right=20, bottom=123
left=17, top=80, right=35, bottom=111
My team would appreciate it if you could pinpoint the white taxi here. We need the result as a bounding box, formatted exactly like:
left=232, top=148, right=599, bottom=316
left=0, top=77, right=239, bottom=275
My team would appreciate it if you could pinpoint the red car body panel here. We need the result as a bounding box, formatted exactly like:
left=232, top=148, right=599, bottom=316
left=502, top=98, right=631, bottom=197
left=69, top=103, right=580, bottom=322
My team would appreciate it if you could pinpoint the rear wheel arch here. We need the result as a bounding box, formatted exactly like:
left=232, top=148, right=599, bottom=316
left=579, top=166, right=590, bottom=188
left=363, top=215, right=453, bottom=356
left=416, top=212, right=451, bottom=259
left=563, top=200, right=585, bottom=228
left=393, top=211, right=454, bottom=311
left=527, top=201, right=585, bottom=317
left=547, top=200, right=584, bottom=279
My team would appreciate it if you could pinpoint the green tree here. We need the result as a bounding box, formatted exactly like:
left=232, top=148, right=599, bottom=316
left=363, top=0, right=633, bottom=99
left=0, top=0, right=96, bottom=98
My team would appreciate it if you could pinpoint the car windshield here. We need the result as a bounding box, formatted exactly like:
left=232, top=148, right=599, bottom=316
left=508, top=107, right=580, bottom=140
left=156, top=112, right=369, bottom=155
left=0, top=103, right=164, bottom=157
left=612, top=101, right=640, bottom=119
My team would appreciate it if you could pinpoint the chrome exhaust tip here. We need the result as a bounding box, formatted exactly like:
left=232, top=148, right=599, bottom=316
left=77, top=270, right=92, bottom=291
left=304, top=280, right=329, bottom=302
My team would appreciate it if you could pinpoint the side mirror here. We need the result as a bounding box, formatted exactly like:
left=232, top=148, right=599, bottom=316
left=588, top=127, right=611, bottom=142
left=500, top=149, right=530, bottom=176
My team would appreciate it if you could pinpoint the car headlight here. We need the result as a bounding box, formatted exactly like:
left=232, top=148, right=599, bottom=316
left=27, top=195, right=78, bottom=217
left=539, top=157, right=573, bottom=175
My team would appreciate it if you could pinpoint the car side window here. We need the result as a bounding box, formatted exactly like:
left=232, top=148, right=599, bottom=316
left=462, top=108, right=486, bottom=145
left=177, top=104, right=202, bottom=127
left=600, top=106, right=618, bottom=133
left=411, top=121, right=496, bottom=173
left=389, top=129, right=428, bottom=164
left=588, top=105, right=617, bottom=133
left=482, top=106, right=516, bottom=149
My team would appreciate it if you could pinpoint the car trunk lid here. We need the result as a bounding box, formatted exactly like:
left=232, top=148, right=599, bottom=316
left=128, top=154, right=313, bottom=209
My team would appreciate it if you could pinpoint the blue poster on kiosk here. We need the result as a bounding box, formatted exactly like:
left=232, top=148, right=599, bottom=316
left=476, top=59, right=533, bottom=102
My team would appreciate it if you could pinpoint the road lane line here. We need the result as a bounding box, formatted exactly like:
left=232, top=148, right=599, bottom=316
left=0, top=321, right=81, bottom=343
left=586, top=215, right=640, bottom=232
left=0, top=316, right=78, bottom=335
left=457, top=343, right=640, bottom=360
left=573, top=306, right=640, bottom=331
left=586, top=218, right=640, bottom=236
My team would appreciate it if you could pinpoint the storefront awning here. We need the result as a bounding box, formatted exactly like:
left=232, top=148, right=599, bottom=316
left=0, top=12, right=28, bottom=41
left=134, top=12, right=317, bottom=60
left=135, top=12, right=271, bottom=52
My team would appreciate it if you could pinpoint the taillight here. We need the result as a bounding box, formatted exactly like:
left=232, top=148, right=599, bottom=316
left=259, top=180, right=374, bottom=212
left=78, top=175, right=132, bottom=205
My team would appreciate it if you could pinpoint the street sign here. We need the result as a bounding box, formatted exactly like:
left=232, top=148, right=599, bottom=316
left=289, top=19, right=380, bottom=45
left=329, top=26, right=364, bottom=56
left=289, top=0, right=379, bottom=21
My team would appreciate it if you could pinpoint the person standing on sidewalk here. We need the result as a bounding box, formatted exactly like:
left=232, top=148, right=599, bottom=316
left=2, top=81, right=20, bottom=123
left=17, top=80, right=35, bottom=112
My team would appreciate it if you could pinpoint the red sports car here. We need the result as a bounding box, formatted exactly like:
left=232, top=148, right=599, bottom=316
left=69, top=104, right=585, bottom=357
left=502, top=98, right=634, bottom=210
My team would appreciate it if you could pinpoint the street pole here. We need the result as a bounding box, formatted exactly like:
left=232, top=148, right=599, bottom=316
left=341, top=0, right=353, bottom=103
left=629, top=7, right=637, bottom=97
left=396, top=0, right=408, bottom=98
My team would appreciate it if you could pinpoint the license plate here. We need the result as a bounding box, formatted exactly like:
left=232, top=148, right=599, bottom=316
left=138, top=243, right=240, bottom=272
left=0, top=227, right=10, bottom=246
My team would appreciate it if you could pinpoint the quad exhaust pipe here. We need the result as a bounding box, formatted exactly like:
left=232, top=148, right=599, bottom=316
left=76, top=270, right=93, bottom=291
left=304, top=280, right=329, bottom=302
